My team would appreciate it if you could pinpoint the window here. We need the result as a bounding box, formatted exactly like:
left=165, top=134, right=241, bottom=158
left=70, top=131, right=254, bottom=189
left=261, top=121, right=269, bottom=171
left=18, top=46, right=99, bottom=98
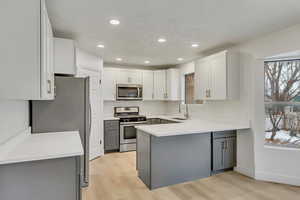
left=184, top=73, right=203, bottom=104
left=185, top=73, right=195, bottom=104
left=264, top=59, right=300, bottom=148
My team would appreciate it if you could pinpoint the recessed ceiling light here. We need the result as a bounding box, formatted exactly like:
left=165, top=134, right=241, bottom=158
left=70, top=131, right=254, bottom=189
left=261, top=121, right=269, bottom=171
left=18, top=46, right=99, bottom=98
left=116, top=57, right=122, bottom=61
left=109, top=19, right=120, bottom=25
left=144, top=60, right=150, bottom=64
left=177, top=58, right=184, bottom=61
left=157, top=38, right=167, bottom=43
left=97, top=44, right=105, bottom=48
left=191, top=43, right=199, bottom=48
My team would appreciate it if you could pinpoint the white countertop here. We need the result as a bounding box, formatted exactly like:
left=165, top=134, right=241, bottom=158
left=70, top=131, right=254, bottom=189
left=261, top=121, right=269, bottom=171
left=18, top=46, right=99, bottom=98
left=103, top=114, right=182, bottom=121
left=0, top=129, right=84, bottom=165
left=135, top=118, right=250, bottom=137
left=104, top=116, right=120, bottom=120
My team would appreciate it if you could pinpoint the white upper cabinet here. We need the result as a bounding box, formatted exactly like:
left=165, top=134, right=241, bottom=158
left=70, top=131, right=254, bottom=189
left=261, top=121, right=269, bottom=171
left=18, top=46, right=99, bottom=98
left=195, top=50, right=239, bottom=100
left=76, top=48, right=101, bottom=72
left=54, top=38, right=75, bottom=75
left=103, top=68, right=180, bottom=101
left=166, top=68, right=181, bottom=101
left=153, top=70, right=167, bottom=100
left=116, top=70, right=142, bottom=84
left=0, top=0, right=54, bottom=100
left=195, top=58, right=211, bottom=100
left=103, top=68, right=117, bottom=101
left=142, top=71, right=154, bottom=100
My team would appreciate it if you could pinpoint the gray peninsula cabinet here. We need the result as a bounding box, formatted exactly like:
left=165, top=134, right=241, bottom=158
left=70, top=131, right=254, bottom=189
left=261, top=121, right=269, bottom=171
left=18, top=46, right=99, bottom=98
left=0, top=157, right=82, bottom=200
left=104, top=120, right=120, bottom=151
left=137, top=130, right=211, bottom=190
left=136, top=129, right=238, bottom=190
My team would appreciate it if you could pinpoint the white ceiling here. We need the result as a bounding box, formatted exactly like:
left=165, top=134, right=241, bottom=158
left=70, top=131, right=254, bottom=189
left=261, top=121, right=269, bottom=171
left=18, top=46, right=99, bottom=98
left=46, top=0, right=300, bottom=66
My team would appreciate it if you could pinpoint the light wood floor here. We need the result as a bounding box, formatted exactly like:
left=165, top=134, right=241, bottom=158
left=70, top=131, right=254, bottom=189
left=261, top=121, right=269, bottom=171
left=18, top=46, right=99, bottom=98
left=83, top=152, right=300, bottom=200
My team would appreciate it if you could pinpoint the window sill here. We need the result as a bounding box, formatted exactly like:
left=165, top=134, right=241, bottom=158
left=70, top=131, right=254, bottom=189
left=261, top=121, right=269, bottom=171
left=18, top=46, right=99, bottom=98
left=264, top=143, right=300, bottom=151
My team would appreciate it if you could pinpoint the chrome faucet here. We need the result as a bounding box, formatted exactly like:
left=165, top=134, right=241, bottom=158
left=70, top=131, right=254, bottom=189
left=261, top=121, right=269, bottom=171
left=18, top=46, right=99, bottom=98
left=184, top=104, right=190, bottom=119
left=179, top=102, right=182, bottom=113
left=178, top=102, right=190, bottom=119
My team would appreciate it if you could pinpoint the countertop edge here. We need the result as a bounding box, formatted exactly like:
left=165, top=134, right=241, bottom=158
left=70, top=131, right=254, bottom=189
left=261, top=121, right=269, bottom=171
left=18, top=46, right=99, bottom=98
left=0, top=152, right=83, bottom=165
left=0, top=130, right=84, bottom=165
left=135, top=119, right=251, bottom=137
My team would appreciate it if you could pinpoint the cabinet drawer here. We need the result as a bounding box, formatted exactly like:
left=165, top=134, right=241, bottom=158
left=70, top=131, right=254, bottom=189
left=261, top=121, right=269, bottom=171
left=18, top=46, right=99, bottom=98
left=104, top=129, right=119, bottom=136
left=104, top=125, right=119, bottom=131
left=212, top=130, right=236, bottom=139
left=104, top=121, right=119, bottom=130
left=105, top=129, right=119, bottom=135
left=104, top=120, right=119, bottom=126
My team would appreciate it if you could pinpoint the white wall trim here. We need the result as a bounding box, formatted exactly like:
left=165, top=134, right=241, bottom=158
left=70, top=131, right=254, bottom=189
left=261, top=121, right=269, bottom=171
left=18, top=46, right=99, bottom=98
left=234, top=166, right=255, bottom=178
left=264, top=144, right=300, bottom=151
left=255, top=171, right=300, bottom=186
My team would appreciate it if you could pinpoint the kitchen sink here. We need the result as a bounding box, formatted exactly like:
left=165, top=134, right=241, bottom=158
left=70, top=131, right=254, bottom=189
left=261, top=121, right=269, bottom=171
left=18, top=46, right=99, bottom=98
left=147, top=118, right=181, bottom=125
left=172, top=117, right=188, bottom=120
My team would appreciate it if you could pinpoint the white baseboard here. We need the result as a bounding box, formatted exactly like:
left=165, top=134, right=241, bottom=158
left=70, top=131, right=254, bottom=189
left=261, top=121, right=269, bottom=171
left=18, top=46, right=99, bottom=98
left=255, top=171, right=300, bottom=186
left=234, top=166, right=255, bottom=178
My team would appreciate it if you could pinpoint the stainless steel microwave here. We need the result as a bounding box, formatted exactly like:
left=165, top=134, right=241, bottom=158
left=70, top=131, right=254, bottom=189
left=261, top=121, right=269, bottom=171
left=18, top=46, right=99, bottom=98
left=116, top=84, right=143, bottom=100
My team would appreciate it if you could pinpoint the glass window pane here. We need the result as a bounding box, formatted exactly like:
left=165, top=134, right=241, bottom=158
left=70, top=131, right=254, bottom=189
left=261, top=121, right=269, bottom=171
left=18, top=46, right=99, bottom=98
left=185, top=73, right=195, bottom=104
left=265, top=59, right=300, bottom=148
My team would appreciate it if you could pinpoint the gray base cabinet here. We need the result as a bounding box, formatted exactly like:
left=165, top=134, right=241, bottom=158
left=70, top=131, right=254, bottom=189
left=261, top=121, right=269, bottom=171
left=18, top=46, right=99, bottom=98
left=104, top=120, right=120, bottom=151
left=0, top=157, right=81, bottom=200
left=137, top=131, right=211, bottom=189
left=212, top=131, right=237, bottom=172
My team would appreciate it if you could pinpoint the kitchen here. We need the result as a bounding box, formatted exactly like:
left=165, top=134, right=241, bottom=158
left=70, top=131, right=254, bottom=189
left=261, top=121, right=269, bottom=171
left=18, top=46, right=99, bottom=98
left=1, top=0, right=300, bottom=200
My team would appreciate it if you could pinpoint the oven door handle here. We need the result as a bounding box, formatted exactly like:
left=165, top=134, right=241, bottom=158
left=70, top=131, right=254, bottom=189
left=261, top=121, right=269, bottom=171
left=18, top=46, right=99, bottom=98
left=137, top=88, right=141, bottom=98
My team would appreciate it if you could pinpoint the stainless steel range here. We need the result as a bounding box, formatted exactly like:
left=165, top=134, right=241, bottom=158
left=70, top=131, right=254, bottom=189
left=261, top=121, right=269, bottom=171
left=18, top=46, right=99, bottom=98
left=114, top=106, right=147, bottom=152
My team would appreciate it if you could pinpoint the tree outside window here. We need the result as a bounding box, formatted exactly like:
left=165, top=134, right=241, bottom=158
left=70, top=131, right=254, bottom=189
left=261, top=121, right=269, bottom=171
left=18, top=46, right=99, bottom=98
left=265, top=59, right=300, bottom=148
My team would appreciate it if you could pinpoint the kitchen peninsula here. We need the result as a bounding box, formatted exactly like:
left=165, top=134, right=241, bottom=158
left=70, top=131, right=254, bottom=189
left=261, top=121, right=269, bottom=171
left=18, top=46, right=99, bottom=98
left=136, top=119, right=250, bottom=189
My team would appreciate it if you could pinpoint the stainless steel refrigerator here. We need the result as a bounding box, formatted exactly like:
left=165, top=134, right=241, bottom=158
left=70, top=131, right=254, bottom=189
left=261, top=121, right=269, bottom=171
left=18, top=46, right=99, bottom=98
left=31, top=76, right=91, bottom=187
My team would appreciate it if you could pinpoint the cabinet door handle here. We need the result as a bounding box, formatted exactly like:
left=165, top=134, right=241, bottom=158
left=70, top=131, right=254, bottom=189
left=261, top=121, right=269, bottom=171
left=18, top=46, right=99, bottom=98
left=47, top=80, right=51, bottom=94
left=221, top=141, right=225, bottom=167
